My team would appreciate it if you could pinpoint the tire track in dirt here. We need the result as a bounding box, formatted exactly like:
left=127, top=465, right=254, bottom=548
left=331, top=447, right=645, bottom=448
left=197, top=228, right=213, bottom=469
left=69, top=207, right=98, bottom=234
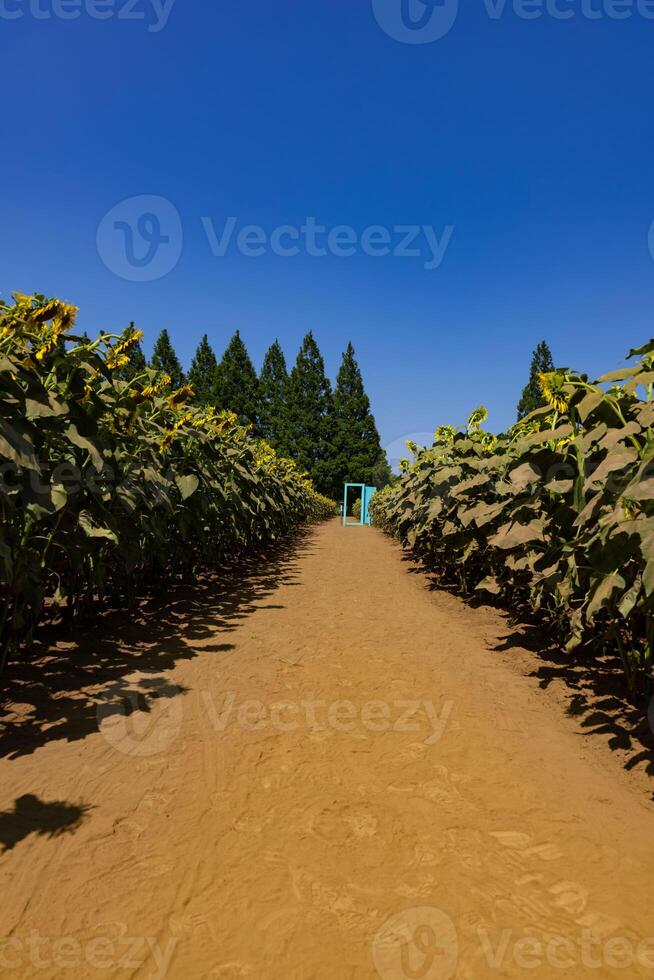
left=1, top=520, right=653, bottom=979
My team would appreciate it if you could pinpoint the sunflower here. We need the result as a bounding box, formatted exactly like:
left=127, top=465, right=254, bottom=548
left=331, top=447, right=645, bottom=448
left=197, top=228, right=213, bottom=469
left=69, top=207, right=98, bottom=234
left=434, top=424, right=455, bottom=445
left=621, top=498, right=637, bottom=520
left=468, top=405, right=488, bottom=430
left=34, top=319, right=65, bottom=362
left=167, top=385, right=194, bottom=409
left=105, top=350, right=130, bottom=370
left=538, top=371, right=569, bottom=414
left=105, top=328, right=145, bottom=370
left=159, top=415, right=192, bottom=453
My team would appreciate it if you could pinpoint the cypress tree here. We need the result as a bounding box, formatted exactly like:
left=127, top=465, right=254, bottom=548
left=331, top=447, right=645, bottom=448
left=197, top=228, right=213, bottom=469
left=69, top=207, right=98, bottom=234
left=259, top=340, right=290, bottom=451
left=517, top=341, right=556, bottom=419
left=332, top=342, right=387, bottom=490
left=117, top=321, right=147, bottom=382
left=188, top=334, right=218, bottom=406
left=214, top=331, right=260, bottom=428
left=150, top=328, right=185, bottom=389
left=285, top=331, right=335, bottom=495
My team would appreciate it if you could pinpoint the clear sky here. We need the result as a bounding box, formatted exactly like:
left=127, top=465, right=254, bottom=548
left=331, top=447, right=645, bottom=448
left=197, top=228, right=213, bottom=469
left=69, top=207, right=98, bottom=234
left=2, top=0, right=654, bottom=461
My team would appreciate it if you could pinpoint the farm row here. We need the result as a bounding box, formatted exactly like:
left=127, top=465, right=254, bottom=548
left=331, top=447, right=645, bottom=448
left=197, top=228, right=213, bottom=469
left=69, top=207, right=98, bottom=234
left=0, top=293, right=335, bottom=669
left=371, top=344, right=654, bottom=692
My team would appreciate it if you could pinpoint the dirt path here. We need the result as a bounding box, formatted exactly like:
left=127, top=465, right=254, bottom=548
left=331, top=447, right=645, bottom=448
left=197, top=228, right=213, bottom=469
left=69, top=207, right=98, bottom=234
left=1, top=519, right=654, bottom=979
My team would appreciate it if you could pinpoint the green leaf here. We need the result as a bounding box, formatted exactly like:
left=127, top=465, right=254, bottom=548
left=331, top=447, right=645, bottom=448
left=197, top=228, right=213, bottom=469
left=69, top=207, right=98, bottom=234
left=25, top=392, right=68, bottom=420
left=489, top=520, right=544, bottom=550
left=476, top=575, right=500, bottom=595
left=65, top=423, right=104, bottom=470
left=627, top=340, right=654, bottom=359
left=0, top=420, right=38, bottom=470
left=576, top=390, right=604, bottom=422
left=509, top=461, right=541, bottom=489
left=586, top=571, right=626, bottom=620
left=175, top=473, right=199, bottom=500
left=78, top=510, right=117, bottom=542
left=597, top=368, right=637, bottom=382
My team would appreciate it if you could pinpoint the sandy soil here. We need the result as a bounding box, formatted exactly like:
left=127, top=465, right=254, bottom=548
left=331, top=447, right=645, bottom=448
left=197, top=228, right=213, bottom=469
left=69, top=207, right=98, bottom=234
left=1, top=519, right=654, bottom=979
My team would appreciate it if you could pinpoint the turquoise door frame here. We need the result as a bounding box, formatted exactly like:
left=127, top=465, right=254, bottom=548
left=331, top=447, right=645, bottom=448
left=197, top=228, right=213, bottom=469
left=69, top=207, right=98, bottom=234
left=362, top=485, right=376, bottom=524
left=342, top=484, right=377, bottom=526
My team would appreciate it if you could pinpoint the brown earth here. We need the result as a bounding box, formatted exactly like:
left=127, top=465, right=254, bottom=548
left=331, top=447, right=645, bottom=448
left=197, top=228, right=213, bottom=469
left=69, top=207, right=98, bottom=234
left=1, top=518, right=654, bottom=979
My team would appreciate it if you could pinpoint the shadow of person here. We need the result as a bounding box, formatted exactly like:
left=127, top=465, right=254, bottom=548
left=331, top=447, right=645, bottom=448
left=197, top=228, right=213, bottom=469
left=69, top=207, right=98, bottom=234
left=0, top=794, right=91, bottom=853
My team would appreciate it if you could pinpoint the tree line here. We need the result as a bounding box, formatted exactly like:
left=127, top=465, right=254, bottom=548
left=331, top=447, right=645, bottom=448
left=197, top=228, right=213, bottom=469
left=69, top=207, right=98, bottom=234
left=119, top=326, right=392, bottom=501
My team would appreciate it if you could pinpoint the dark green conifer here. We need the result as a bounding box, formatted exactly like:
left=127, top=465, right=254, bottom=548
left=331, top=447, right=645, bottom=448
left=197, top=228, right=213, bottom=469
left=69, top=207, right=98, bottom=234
left=150, top=328, right=185, bottom=389
left=188, top=334, right=218, bottom=406
left=214, top=331, right=260, bottom=428
left=285, top=331, right=335, bottom=495
left=332, top=342, right=388, bottom=491
left=517, top=341, right=555, bottom=419
left=259, top=340, right=290, bottom=451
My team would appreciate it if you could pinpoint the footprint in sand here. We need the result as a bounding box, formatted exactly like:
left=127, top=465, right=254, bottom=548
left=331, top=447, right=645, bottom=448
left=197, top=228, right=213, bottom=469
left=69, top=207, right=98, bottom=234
left=310, top=803, right=379, bottom=843
left=548, top=880, right=588, bottom=916
left=209, top=963, right=251, bottom=978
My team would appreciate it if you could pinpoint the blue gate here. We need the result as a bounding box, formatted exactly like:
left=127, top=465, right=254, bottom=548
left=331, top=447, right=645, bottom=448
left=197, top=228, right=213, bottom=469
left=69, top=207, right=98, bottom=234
left=342, top=483, right=377, bottom=526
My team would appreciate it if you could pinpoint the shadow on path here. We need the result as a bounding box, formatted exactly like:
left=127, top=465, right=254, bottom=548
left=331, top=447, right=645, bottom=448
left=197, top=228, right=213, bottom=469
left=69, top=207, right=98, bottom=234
left=0, top=794, right=91, bottom=853
left=0, top=528, right=316, bottom=762
left=494, top=622, right=654, bottom=783
left=399, top=549, right=654, bottom=786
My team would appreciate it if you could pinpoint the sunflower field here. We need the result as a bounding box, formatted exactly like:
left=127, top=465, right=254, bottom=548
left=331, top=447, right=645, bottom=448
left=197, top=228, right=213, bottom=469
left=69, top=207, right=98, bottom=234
left=371, top=343, right=654, bottom=693
left=0, top=293, right=335, bottom=671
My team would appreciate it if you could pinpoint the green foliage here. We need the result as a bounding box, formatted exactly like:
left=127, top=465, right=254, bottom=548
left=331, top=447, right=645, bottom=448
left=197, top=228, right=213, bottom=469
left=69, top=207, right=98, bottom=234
left=372, top=350, right=654, bottom=693
left=214, top=331, right=260, bottom=430
left=369, top=454, right=395, bottom=489
left=150, top=328, right=185, bottom=389
left=188, top=333, right=218, bottom=406
left=517, top=340, right=555, bottom=419
left=352, top=496, right=362, bottom=521
left=286, top=332, right=336, bottom=496
left=0, top=293, right=335, bottom=671
left=332, top=342, right=388, bottom=491
left=259, top=340, right=290, bottom=452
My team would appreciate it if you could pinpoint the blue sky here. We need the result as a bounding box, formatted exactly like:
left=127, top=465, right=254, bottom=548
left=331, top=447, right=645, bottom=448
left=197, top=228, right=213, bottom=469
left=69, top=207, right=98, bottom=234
left=2, top=0, right=654, bottom=459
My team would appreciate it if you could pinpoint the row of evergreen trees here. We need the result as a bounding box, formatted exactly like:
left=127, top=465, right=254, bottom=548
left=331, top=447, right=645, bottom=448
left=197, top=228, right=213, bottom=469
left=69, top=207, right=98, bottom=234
left=120, top=326, right=392, bottom=501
